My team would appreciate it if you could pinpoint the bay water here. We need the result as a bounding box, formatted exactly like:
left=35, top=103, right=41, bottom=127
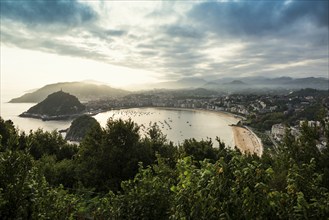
left=0, top=102, right=239, bottom=147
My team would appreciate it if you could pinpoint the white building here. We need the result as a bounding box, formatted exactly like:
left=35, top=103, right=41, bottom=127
left=271, top=124, right=286, bottom=141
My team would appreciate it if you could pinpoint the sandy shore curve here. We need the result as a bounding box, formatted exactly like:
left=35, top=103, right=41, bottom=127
left=232, top=126, right=263, bottom=156
left=155, top=107, right=263, bottom=156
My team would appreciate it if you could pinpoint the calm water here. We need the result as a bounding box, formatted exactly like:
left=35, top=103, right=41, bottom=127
left=0, top=102, right=73, bottom=133
left=0, top=103, right=239, bottom=147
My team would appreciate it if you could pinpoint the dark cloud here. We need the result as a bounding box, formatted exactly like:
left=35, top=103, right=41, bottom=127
left=282, top=1, right=328, bottom=28
left=0, top=0, right=97, bottom=26
left=189, top=0, right=328, bottom=37
left=0, top=0, right=327, bottom=81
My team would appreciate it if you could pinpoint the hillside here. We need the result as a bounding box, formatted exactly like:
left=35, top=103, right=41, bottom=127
left=10, top=81, right=130, bottom=103
left=225, top=80, right=247, bottom=85
left=209, top=77, right=329, bottom=92
left=127, top=76, right=328, bottom=92
left=20, top=91, right=85, bottom=120
left=65, top=115, right=100, bottom=142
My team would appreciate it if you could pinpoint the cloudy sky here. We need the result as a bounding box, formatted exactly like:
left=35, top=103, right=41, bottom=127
left=1, top=0, right=328, bottom=95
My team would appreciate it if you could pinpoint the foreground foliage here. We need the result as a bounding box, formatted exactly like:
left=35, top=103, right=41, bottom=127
left=0, top=116, right=328, bottom=219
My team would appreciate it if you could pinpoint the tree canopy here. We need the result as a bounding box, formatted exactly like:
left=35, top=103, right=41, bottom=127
left=0, top=116, right=328, bottom=219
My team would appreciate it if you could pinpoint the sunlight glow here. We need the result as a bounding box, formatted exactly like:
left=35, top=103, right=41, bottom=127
left=1, top=45, right=159, bottom=96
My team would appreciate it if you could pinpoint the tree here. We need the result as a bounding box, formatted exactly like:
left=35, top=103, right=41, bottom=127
left=178, top=138, right=218, bottom=163
left=1, top=116, right=328, bottom=219
left=105, top=159, right=176, bottom=219
left=27, top=129, right=67, bottom=160
left=0, top=117, right=19, bottom=151
left=0, top=149, right=77, bottom=219
left=76, top=118, right=154, bottom=192
left=142, top=123, right=177, bottom=167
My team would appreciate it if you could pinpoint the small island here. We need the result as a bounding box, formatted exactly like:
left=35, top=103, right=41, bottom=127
left=20, top=90, right=86, bottom=121
left=65, top=115, right=100, bottom=142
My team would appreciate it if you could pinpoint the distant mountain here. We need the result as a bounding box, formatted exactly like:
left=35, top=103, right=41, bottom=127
left=225, top=80, right=247, bottom=85
left=130, top=77, right=207, bottom=90
left=10, top=81, right=129, bottom=103
left=268, top=77, right=293, bottom=84
left=207, top=76, right=328, bottom=92
left=202, top=82, right=221, bottom=90
left=65, top=115, right=100, bottom=142
left=284, top=77, right=327, bottom=86
left=159, top=78, right=207, bottom=89
left=20, top=91, right=86, bottom=120
left=176, top=77, right=207, bottom=87
left=128, top=76, right=328, bottom=92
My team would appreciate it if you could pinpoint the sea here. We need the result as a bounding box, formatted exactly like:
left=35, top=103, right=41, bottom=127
left=0, top=98, right=239, bottom=147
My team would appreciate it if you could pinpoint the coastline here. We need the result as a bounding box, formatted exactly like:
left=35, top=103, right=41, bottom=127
left=16, top=104, right=263, bottom=156
left=148, top=107, right=263, bottom=156
left=19, top=112, right=85, bottom=121
left=232, top=125, right=263, bottom=156
left=152, top=107, right=245, bottom=121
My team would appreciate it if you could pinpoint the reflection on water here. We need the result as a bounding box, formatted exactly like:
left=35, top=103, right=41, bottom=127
left=1, top=103, right=239, bottom=147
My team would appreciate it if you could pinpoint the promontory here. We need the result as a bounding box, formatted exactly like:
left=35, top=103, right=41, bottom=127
left=65, top=115, right=100, bottom=142
left=20, top=91, right=86, bottom=121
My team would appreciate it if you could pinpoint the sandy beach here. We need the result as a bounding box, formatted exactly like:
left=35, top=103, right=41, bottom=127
left=113, top=107, right=263, bottom=155
left=155, top=107, right=263, bottom=156
left=232, top=126, right=263, bottom=156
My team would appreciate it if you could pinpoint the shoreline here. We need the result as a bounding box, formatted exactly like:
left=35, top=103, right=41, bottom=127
left=14, top=104, right=263, bottom=156
left=172, top=108, right=262, bottom=156
left=152, top=106, right=245, bottom=121
left=232, top=125, right=263, bottom=156
left=19, top=112, right=85, bottom=121
left=114, top=106, right=262, bottom=156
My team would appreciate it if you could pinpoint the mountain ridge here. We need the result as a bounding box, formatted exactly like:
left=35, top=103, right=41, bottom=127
left=202, top=76, right=328, bottom=91
left=10, top=81, right=130, bottom=103
left=126, top=76, right=328, bottom=91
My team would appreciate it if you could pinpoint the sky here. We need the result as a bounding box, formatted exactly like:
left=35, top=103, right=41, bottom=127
left=1, top=0, right=328, bottom=96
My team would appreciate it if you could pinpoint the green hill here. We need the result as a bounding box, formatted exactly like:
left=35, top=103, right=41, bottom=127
left=65, top=115, right=100, bottom=142
left=20, top=91, right=85, bottom=120
left=10, top=81, right=130, bottom=103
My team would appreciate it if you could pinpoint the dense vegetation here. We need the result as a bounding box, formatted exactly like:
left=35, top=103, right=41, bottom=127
left=65, top=115, right=100, bottom=142
left=0, top=115, right=328, bottom=219
left=22, top=91, right=85, bottom=117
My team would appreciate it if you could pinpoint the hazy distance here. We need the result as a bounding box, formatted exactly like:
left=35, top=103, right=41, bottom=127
left=1, top=1, right=328, bottom=98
